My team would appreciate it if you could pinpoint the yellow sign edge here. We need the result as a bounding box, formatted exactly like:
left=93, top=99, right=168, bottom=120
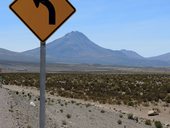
left=9, top=0, right=76, bottom=42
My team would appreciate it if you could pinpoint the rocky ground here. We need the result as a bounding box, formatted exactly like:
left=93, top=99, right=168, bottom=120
left=0, top=85, right=169, bottom=128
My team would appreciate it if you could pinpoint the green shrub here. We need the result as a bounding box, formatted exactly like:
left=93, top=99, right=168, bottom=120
left=166, top=84, right=170, bottom=93
left=145, top=119, right=152, bottom=125
left=134, top=116, right=138, bottom=122
left=119, top=114, right=123, bottom=118
left=62, top=120, right=67, bottom=125
left=27, top=125, right=32, bottom=128
left=66, top=114, right=71, bottom=119
left=60, top=109, right=63, bottom=113
left=165, top=95, right=170, bottom=103
left=154, top=121, right=162, bottom=128
left=16, top=91, right=19, bottom=95
left=127, top=113, right=133, bottom=120
left=101, top=110, right=105, bottom=113
left=117, top=119, right=122, bottom=125
left=128, top=101, right=134, bottom=106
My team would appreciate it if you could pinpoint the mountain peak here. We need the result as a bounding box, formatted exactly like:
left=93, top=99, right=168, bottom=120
left=66, top=31, right=84, bottom=36
left=64, top=31, right=88, bottom=40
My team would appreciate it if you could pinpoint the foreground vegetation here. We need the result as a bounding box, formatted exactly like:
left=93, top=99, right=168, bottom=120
left=0, top=73, right=170, bottom=105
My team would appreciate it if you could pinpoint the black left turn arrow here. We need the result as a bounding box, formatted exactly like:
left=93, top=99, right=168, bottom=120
left=33, top=0, right=56, bottom=25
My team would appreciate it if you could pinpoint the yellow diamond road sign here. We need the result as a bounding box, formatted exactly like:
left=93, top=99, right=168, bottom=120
left=10, top=0, right=76, bottom=42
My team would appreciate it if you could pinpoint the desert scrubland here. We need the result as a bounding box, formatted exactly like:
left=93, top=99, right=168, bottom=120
left=0, top=73, right=170, bottom=128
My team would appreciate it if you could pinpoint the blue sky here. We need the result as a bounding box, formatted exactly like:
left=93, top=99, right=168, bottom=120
left=0, top=0, right=170, bottom=57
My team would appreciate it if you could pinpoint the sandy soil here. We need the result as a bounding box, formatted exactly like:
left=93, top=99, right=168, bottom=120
left=0, top=85, right=169, bottom=128
left=0, top=88, right=16, bottom=128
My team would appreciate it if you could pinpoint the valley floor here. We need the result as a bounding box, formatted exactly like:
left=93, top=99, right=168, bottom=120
left=0, top=85, right=169, bottom=128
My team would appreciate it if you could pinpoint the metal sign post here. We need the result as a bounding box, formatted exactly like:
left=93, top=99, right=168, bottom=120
left=40, top=42, right=46, bottom=128
left=10, top=1, right=76, bottom=128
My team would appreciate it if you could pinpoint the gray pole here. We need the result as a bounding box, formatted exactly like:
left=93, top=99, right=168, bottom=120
left=40, top=42, right=46, bottom=128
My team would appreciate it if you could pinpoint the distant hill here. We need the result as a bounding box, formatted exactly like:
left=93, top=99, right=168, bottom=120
left=1, top=31, right=170, bottom=67
left=148, top=53, right=170, bottom=62
left=23, top=31, right=130, bottom=65
left=0, top=48, right=37, bottom=63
